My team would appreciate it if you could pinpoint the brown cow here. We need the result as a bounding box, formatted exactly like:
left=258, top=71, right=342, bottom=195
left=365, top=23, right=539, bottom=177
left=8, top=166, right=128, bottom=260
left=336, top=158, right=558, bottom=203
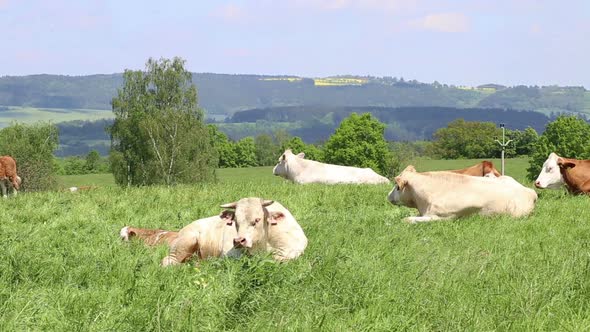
left=0, top=156, right=21, bottom=198
left=534, top=153, right=590, bottom=194
left=449, top=161, right=501, bottom=177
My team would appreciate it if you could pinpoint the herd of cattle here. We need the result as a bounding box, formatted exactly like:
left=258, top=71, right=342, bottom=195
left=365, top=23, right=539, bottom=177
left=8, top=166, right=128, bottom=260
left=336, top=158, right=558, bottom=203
left=118, top=149, right=589, bottom=266
left=1, top=150, right=588, bottom=265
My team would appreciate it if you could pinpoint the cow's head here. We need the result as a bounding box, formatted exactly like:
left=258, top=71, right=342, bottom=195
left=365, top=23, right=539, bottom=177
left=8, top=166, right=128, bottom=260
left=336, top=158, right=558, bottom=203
left=387, top=165, right=417, bottom=208
left=221, top=197, right=276, bottom=249
left=272, top=149, right=305, bottom=178
left=534, top=153, right=565, bottom=189
left=14, top=176, right=21, bottom=190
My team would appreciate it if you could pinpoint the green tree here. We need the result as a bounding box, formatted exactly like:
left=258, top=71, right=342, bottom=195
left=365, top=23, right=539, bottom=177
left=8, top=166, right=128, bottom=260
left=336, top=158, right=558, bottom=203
left=254, top=134, right=279, bottom=166
left=109, top=57, right=216, bottom=186
left=509, top=127, right=538, bottom=156
left=0, top=122, right=59, bottom=191
left=85, top=150, right=100, bottom=173
left=526, top=115, right=590, bottom=180
left=209, top=125, right=237, bottom=168
left=429, top=119, right=501, bottom=159
left=64, top=156, right=86, bottom=175
left=233, top=137, right=257, bottom=167
left=323, top=113, right=391, bottom=175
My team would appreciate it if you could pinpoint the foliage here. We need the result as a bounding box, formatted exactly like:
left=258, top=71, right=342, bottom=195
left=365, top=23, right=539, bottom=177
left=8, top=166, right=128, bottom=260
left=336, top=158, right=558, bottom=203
left=254, top=134, right=280, bottom=166
left=526, top=115, right=590, bottom=180
left=0, top=122, right=59, bottom=191
left=209, top=125, right=237, bottom=168
left=281, top=137, right=323, bottom=162
left=232, top=137, right=258, bottom=168
left=428, top=119, right=503, bottom=159
left=109, top=57, right=216, bottom=186
left=508, top=127, right=538, bottom=156
left=389, top=141, right=432, bottom=175
left=5, top=163, right=590, bottom=331
left=323, top=113, right=392, bottom=175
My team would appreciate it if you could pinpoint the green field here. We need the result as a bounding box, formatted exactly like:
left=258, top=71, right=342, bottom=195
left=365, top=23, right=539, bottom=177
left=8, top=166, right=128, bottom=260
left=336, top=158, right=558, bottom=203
left=0, top=106, right=113, bottom=128
left=3, top=160, right=590, bottom=330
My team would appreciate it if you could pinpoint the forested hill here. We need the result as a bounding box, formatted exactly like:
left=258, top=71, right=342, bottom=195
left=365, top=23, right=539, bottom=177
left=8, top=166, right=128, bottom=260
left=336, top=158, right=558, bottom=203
left=0, top=74, right=588, bottom=116
left=226, top=106, right=551, bottom=142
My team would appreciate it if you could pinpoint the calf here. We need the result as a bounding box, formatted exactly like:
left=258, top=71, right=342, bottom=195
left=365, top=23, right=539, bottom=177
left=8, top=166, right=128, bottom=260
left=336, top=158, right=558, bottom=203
left=388, top=165, right=537, bottom=223
left=534, top=152, right=590, bottom=194
left=273, top=149, right=389, bottom=184
left=0, top=156, right=21, bottom=198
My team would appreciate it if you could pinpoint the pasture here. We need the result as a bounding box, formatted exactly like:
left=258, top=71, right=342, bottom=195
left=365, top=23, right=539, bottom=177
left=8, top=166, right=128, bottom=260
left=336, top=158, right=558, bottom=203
left=2, top=159, right=590, bottom=330
left=0, top=106, right=113, bottom=128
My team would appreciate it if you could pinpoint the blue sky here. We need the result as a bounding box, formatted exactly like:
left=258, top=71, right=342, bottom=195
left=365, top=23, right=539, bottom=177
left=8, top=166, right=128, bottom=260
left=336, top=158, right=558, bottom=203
left=1, top=0, right=588, bottom=87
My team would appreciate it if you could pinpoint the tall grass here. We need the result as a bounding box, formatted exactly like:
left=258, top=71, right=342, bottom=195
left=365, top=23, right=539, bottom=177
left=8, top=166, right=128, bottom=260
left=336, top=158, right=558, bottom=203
left=3, top=160, right=589, bottom=330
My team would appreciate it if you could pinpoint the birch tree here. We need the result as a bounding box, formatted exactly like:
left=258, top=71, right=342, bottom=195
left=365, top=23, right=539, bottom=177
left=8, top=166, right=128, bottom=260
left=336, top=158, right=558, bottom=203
left=109, top=57, right=216, bottom=186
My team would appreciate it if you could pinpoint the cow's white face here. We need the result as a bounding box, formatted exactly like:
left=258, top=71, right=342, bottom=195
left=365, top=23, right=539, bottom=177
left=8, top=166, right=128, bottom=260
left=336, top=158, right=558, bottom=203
left=221, top=198, right=274, bottom=250
left=534, top=153, right=564, bottom=189
left=272, top=150, right=304, bottom=178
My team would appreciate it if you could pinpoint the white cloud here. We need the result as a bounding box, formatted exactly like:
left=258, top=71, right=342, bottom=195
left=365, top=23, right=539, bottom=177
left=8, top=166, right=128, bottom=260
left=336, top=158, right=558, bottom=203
left=292, top=0, right=418, bottom=11
left=409, top=12, right=470, bottom=32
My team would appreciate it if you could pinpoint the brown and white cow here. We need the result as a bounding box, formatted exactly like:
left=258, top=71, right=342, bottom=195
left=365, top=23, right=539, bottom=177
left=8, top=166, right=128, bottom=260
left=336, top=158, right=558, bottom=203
left=450, top=161, right=501, bottom=177
left=0, top=156, right=21, bottom=198
left=273, top=149, right=389, bottom=184
left=388, top=165, right=537, bottom=223
left=121, top=198, right=307, bottom=265
left=534, top=152, right=590, bottom=194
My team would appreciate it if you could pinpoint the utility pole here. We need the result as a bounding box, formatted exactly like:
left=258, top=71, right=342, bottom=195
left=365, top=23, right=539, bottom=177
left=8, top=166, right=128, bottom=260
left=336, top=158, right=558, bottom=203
left=494, top=123, right=513, bottom=176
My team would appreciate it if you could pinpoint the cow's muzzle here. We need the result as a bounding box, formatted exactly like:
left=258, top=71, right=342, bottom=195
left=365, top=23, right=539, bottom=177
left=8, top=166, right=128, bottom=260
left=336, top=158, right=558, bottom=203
left=233, top=237, right=248, bottom=248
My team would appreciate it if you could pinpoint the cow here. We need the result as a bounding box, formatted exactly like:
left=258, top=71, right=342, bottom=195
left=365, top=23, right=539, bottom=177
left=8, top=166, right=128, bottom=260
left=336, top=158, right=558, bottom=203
left=220, top=197, right=308, bottom=262
left=387, top=165, right=537, bottom=223
left=120, top=198, right=307, bottom=265
left=534, top=152, right=590, bottom=194
left=272, top=149, right=390, bottom=184
left=0, top=156, right=21, bottom=198
left=450, top=161, right=501, bottom=177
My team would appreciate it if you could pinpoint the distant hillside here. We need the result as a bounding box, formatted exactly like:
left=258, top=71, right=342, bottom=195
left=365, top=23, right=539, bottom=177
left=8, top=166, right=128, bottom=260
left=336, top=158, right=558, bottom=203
left=0, top=74, right=588, bottom=116
left=227, top=106, right=553, bottom=142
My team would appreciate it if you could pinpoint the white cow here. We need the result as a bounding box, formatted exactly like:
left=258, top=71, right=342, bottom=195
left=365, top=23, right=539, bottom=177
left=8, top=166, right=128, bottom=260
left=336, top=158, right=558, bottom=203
left=222, top=197, right=308, bottom=262
left=121, top=198, right=307, bottom=264
left=272, top=149, right=390, bottom=184
left=388, top=166, right=538, bottom=223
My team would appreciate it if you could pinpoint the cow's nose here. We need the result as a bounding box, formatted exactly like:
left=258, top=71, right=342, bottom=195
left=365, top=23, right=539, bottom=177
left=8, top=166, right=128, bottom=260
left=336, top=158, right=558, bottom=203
left=233, top=237, right=246, bottom=247
left=534, top=181, right=541, bottom=188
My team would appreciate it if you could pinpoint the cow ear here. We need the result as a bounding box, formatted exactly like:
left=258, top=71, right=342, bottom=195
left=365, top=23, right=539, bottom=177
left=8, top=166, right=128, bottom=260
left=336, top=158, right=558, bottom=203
left=220, top=201, right=238, bottom=209
left=220, top=210, right=235, bottom=225
left=261, top=199, right=274, bottom=207
left=296, top=152, right=305, bottom=159
left=269, top=212, right=285, bottom=225
left=557, top=158, right=576, bottom=169
left=395, top=176, right=407, bottom=189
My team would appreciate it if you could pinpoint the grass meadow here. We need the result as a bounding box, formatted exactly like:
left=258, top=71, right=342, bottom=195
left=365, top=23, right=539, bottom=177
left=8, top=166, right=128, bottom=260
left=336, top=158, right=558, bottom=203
left=0, top=107, right=113, bottom=128
left=2, top=159, right=590, bottom=330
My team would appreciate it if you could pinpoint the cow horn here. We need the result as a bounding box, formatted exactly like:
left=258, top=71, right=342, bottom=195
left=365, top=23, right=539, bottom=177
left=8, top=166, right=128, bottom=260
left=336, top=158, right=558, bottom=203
left=220, top=201, right=238, bottom=209
left=261, top=199, right=274, bottom=207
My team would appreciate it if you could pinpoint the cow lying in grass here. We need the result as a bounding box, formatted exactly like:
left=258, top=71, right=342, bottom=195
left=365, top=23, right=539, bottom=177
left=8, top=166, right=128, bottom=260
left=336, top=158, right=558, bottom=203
left=121, top=198, right=307, bottom=265
left=0, top=156, right=21, bottom=198
left=273, top=149, right=389, bottom=184
left=534, top=152, right=590, bottom=195
left=388, top=166, right=537, bottom=223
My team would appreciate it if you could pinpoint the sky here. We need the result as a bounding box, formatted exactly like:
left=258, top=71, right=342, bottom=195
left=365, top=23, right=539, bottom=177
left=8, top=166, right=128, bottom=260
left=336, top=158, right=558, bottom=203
left=0, top=0, right=589, bottom=87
